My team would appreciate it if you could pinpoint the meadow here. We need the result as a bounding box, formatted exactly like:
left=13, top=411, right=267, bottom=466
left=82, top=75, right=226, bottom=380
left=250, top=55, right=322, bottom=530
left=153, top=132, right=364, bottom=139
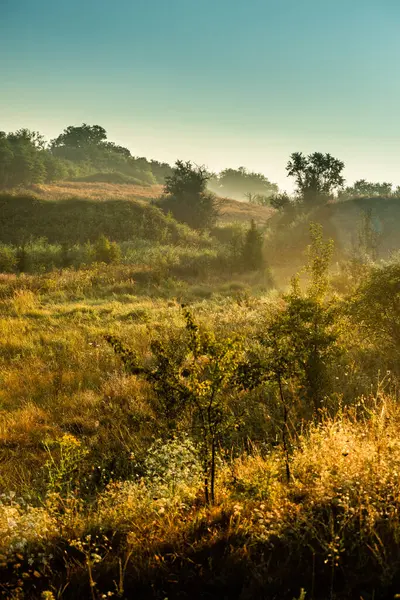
left=1, top=181, right=400, bottom=600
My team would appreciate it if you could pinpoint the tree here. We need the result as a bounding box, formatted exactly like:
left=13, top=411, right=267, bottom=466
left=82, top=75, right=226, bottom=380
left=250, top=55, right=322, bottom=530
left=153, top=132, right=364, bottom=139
left=210, top=167, right=278, bottom=201
left=102, top=141, right=132, bottom=158
left=158, top=160, right=219, bottom=230
left=0, top=133, right=13, bottom=187
left=106, top=307, right=245, bottom=504
left=149, top=159, right=174, bottom=183
left=7, top=128, right=46, bottom=150
left=261, top=223, right=339, bottom=417
left=164, top=160, right=209, bottom=197
left=242, top=219, right=264, bottom=270
left=50, top=124, right=107, bottom=150
left=286, top=152, right=345, bottom=206
left=338, top=179, right=393, bottom=200
left=4, top=129, right=47, bottom=187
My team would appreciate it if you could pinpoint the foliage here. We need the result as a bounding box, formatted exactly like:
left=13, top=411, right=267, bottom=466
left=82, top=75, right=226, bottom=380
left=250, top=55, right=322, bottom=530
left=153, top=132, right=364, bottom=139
left=50, top=124, right=108, bottom=151
left=3, top=164, right=400, bottom=599
left=43, top=433, right=89, bottom=496
left=269, top=192, right=294, bottom=211
left=339, top=179, right=397, bottom=200
left=0, top=243, right=17, bottom=272
left=209, top=167, right=278, bottom=201
left=260, top=224, right=339, bottom=416
left=286, top=151, right=345, bottom=205
left=241, top=219, right=265, bottom=271
left=93, top=235, right=121, bottom=265
left=0, top=124, right=173, bottom=188
left=0, top=129, right=47, bottom=187
left=157, top=160, right=219, bottom=230
left=354, top=208, right=382, bottom=262
left=350, top=261, right=400, bottom=352
left=106, top=307, right=245, bottom=503
left=164, top=160, right=209, bottom=198
left=50, top=123, right=158, bottom=185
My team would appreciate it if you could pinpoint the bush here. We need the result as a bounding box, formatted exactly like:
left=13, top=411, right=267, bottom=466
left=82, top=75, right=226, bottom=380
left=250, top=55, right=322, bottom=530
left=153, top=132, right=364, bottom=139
left=156, top=160, right=219, bottom=230
left=0, top=244, right=17, bottom=273
left=269, top=192, right=293, bottom=211
left=350, top=261, right=400, bottom=354
left=93, top=235, right=121, bottom=264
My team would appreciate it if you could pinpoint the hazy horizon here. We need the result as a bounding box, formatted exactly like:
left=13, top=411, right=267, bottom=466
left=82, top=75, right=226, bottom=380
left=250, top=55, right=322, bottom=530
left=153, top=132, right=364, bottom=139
left=2, top=0, right=400, bottom=191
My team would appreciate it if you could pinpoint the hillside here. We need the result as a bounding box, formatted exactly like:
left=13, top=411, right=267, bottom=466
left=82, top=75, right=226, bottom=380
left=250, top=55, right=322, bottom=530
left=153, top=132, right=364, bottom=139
left=10, top=182, right=164, bottom=202
left=10, top=182, right=275, bottom=225
left=0, top=192, right=190, bottom=245
left=217, top=195, right=275, bottom=224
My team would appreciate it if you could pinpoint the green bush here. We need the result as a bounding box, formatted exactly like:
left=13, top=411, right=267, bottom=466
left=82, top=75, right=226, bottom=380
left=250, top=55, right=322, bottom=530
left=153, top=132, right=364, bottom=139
left=350, top=261, right=400, bottom=354
left=0, top=244, right=17, bottom=273
left=93, top=235, right=121, bottom=264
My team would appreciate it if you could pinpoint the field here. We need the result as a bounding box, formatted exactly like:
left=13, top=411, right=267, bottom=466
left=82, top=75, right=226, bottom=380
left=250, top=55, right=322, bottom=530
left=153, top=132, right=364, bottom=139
left=1, top=184, right=400, bottom=599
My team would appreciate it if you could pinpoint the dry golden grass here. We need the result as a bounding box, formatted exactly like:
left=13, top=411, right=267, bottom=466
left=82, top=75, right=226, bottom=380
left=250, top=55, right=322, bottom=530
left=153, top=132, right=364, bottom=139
left=2, top=398, right=400, bottom=598
left=9, top=181, right=163, bottom=201
left=217, top=196, right=276, bottom=224
left=6, top=181, right=275, bottom=224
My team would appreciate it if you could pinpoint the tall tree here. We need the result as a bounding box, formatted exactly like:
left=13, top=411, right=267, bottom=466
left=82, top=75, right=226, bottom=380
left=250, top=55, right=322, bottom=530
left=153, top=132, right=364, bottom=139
left=286, top=152, right=345, bottom=205
left=51, top=124, right=107, bottom=150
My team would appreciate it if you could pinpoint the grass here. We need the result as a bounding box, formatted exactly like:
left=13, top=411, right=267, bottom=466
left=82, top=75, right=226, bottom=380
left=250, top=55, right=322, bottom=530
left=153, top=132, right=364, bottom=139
left=7, top=182, right=163, bottom=202
left=2, top=395, right=400, bottom=599
left=0, top=267, right=397, bottom=598
left=2, top=183, right=400, bottom=598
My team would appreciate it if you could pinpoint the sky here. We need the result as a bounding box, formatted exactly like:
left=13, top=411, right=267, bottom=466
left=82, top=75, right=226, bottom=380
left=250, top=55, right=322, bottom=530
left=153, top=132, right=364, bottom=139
left=1, top=0, right=400, bottom=191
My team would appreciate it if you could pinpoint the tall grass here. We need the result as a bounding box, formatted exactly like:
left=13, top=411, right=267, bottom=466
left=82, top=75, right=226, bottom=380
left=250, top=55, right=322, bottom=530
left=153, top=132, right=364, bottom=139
left=1, top=216, right=400, bottom=597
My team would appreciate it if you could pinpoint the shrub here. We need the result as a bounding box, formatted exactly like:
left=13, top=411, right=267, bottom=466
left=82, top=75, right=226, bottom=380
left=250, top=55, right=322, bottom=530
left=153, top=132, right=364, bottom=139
left=269, top=192, right=293, bottom=211
left=0, top=244, right=17, bottom=273
left=350, top=261, right=400, bottom=354
left=106, top=307, right=246, bottom=504
left=93, top=235, right=121, bottom=264
left=156, top=160, right=219, bottom=230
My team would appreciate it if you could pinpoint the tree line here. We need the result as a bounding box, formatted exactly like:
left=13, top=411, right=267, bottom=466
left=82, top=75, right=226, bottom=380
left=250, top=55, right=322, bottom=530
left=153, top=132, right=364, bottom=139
left=0, top=124, right=172, bottom=188
left=2, top=123, right=399, bottom=218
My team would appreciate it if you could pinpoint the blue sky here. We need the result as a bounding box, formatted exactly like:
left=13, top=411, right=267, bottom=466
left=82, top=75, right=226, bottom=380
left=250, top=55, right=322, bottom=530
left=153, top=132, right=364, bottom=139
left=1, top=0, right=400, bottom=190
